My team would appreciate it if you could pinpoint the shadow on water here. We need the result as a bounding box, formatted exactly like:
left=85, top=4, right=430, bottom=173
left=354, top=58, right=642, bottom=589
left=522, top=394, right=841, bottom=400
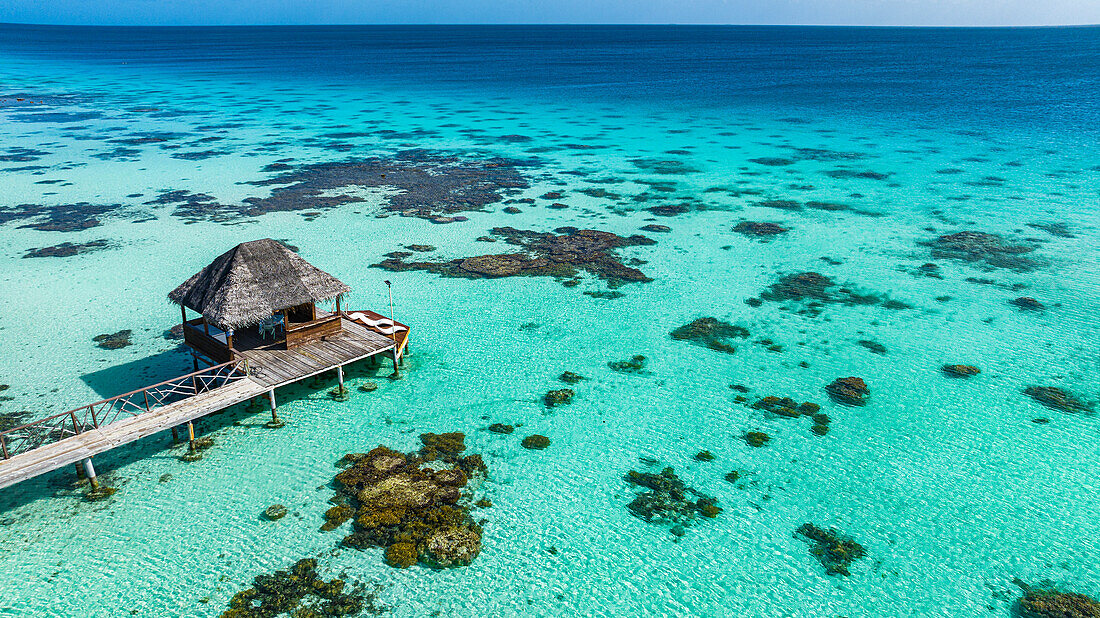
left=0, top=358, right=392, bottom=515
left=79, top=347, right=195, bottom=400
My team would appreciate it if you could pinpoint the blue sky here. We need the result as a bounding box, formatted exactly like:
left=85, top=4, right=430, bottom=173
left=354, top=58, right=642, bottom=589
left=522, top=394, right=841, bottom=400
left=1, top=0, right=1098, bottom=26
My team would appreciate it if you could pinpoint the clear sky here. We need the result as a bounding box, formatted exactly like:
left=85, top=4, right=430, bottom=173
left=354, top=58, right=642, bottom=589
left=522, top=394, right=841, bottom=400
left=1, top=0, right=1098, bottom=27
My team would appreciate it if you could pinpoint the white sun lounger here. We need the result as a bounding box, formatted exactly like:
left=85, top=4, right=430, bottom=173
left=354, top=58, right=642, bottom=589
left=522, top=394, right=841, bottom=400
left=346, top=312, right=407, bottom=334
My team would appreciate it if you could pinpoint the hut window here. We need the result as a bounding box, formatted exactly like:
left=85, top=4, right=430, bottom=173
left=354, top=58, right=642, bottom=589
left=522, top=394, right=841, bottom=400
left=285, top=303, right=316, bottom=324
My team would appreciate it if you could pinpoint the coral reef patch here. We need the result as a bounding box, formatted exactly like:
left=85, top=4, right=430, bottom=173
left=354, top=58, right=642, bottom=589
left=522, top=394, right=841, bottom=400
left=670, top=317, right=750, bottom=354
left=1014, top=582, right=1100, bottom=618
left=327, top=433, right=488, bottom=569
left=93, top=330, right=132, bottom=350
left=825, top=377, right=869, bottom=406
left=733, top=221, right=789, bottom=239
left=220, top=558, right=379, bottom=617
left=23, top=240, right=111, bottom=258
left=1024, top=386, right=1093, bottom=414
left=751, top=271, right=908, bottom=316
left=795, top=523, right=866, bottom=576
left=924, top=231, right=1041, bottom=272
left=374, top=226, right=655, bottom=288
left=623, top=467, right=721, bottom=534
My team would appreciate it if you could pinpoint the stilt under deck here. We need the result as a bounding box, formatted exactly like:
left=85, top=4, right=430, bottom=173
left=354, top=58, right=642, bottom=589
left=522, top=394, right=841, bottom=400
left=0, top=314, right=407, bottom=492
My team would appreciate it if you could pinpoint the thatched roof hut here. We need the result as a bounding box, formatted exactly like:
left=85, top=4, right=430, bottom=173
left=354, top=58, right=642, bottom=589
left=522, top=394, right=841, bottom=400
left=168, top=239, right=349, bottom=331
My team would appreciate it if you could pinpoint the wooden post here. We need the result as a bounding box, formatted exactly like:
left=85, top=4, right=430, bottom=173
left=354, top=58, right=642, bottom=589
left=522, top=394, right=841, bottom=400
left=202, top=318, right=210, bottom=336
left=335, top=297, right=341, bottom=315
left=181, top=305, right=188, bottom=332
left=187, top=421, right=196, bottom=452
left=82, top=458, right=99, bottom=490
left=337, top=365, right=345, bottom=391
left=171, top=427, right=179, bottom=444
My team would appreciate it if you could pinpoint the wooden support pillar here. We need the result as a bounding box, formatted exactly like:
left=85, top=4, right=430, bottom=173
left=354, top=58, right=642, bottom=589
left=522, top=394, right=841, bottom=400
left=187, top=421, right=196, bottom=451
left=171, top=427, right=179, bottom=444
left=337, top=365, right=345, bottom=390
left=82, top=457, right=99, bottom=490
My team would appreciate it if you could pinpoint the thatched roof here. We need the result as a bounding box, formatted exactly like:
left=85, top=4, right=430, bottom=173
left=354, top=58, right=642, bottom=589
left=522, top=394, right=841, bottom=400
left=168, top=239, right=350, bottom=330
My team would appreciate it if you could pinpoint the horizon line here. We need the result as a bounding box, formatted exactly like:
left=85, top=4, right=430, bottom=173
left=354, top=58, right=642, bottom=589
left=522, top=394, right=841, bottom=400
left=2, top=21, right=1098, bottom=29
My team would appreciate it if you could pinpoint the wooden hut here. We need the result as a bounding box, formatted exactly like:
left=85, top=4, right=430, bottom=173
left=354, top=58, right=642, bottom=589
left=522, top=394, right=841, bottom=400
left=169, top=238, right=352, bottom=363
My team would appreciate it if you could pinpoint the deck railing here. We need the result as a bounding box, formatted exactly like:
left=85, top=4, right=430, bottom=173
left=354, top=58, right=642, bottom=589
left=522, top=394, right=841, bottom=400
left=0, top=359, right=250, bottom=460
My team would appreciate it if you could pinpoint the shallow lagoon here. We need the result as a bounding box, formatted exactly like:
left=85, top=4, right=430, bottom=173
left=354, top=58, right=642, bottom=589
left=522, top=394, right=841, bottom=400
left=0, top=25, right=1098, bottom=617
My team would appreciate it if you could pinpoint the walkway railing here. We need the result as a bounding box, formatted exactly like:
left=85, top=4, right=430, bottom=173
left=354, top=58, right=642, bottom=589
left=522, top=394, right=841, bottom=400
left=0, top=359, right=250, bottom=460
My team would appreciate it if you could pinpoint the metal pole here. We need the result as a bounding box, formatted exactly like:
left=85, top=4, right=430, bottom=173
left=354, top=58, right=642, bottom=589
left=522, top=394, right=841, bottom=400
left=268, top=389, right=279, bottom=422
left=265, top=387, right=281, bottom=426
left=385, top=280, right=400, bottom=379
left=82, top=457, right=99, bottom=490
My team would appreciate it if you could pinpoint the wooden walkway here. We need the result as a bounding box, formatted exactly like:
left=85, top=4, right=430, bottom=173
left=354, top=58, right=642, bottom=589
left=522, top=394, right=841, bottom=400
left=0, top=313, right=407, bottom=492
left=0, top=380, right=264, bottom=491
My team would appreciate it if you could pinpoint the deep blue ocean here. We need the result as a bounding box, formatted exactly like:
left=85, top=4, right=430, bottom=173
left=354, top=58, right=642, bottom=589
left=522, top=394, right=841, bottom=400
left=0, top=23, right=1097, bottom=617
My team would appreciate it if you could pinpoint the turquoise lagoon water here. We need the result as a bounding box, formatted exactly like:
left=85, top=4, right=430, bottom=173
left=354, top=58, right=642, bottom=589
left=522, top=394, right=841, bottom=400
left=0, top=25, right=1098, bottom=617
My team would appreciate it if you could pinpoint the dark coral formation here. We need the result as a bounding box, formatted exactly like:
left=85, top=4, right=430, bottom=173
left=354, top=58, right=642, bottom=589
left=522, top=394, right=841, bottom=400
left=1024, top=386, right=1093, bottom=414
left=328, top=434, right=487, bottom=569
left=858, top=340, right=887, bottom=355
left=1011, top=297, right=1045, bottom=311
left=926, top=231, right=1040, bottom=271
left=151, top=149, right=534, bottom=223
left=263, top=504, right=288, bottom=521
left=751, top=396, right=829, bottom=436
left=1026, top=222, right=1076, bottom=239
left=609, top=354, right=647, bottom=374
left=825, top=377, right=869, bottom=406
left=247, top=149, right=534, bottom=222
left=521, top=435, right=551, bottom=450
left=543, top=389, right=574, bottom=407
left=942, top=364, right=980, bottom=378
left=751, top=272, right=907, bottom=316
left=1016, top=586, right=1100, bottom=618
left=733, top=221, right=789, bottom=239
left=487, top=423, right=514, bottom=434
left=0, top=202, right=119, bottom=232
left=670, top=317, right=750, bottom=354
left=559, top=371, right=585, bottom=384
left=752, top=396, right=819, bottom=419
left=221, top=558, right=373, bottom=618
left=795, top=523, right=866, bottom=576
left=374, top=226, right=655, bottom=288
left=744, top=432, right=771, bottom=448
left=93, top=330, right=133, bottom=350
left=623, top=467, right=721, bottom=533
left=23, top=240, right=111, bottom=258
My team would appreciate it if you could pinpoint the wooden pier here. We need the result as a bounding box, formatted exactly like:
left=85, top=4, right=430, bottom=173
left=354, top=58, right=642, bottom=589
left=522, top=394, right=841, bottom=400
left=0, top=312, right=408, bottom=491
left=0, top=237, right=413, bottom=494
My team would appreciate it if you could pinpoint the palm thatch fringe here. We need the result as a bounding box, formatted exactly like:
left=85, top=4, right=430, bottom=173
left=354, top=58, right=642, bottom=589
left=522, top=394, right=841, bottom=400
left=168, top=238, right=351, bottom=330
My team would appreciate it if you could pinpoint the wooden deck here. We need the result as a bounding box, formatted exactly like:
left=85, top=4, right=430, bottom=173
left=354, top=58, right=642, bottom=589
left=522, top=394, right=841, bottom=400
left=241, top=317, right=396, bottom=388
left=0, top=313, right=408, bottom=492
